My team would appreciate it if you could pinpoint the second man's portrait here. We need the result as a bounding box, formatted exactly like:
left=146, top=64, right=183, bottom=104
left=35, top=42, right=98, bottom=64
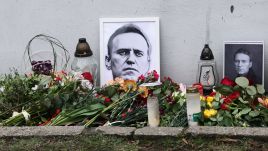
left=224, top=42, right=264, bottom=85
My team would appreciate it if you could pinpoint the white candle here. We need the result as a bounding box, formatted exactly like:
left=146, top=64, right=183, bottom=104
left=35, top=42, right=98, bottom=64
left=147, top=96, right=160, bottom=127
left=186, top=86, right=201, bottom=126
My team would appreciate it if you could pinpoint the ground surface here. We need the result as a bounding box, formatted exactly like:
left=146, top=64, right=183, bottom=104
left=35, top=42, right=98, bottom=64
left=0, top=134, right=267, bottom=151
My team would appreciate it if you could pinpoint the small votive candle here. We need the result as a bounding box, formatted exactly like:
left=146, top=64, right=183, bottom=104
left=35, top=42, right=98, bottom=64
left=147, top=95, right=160, bottom=127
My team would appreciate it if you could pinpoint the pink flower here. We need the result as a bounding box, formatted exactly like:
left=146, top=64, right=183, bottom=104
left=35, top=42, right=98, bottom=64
left=121, top=113, right=127, bottom=119
left=138, top=74, right=145, bottom=82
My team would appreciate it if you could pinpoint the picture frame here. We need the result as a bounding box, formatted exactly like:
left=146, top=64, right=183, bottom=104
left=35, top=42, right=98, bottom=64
left=223, top=41, right=264, bottom=85
left=99, top=17, right=160, bottom=86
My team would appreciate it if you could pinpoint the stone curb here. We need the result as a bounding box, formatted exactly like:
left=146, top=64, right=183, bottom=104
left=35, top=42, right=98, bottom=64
left=186, top=126, right=268, bottom=139
left=0, top=126, right=267, bottom=139
left=0, top=126, right=85, bottom=138
left=94, top=126, right=136, bottom=136
left=134, top=127, right=184, bottom=138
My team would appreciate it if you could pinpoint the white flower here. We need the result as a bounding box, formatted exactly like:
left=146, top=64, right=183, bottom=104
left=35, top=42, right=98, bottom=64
left=179, top=83, right=186, bottom=96
left=81, top=80, right=93, bottom=89
left=0, top=86, right=4, bottom=92
left=31, top=85, right=38, bottom=91
left=21, top=110, right=30, bottom=121
left=12, top=111, right=20, bottom=117
left=60, top=81, right=65, bottom=87
left=71, top=71, right=84, bottom=80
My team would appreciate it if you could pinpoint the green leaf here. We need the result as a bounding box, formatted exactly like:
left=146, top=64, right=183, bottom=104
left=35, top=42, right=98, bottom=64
left=212, top=101, right=219, bottom=109
left=218, top=85, right=233, bottom=96
left=217, top=116, right=223, bottom=121
left=239, top=108, right=251, bottom=115
left=232, top=109, right=238, bottom=115
left=111, top=94, right=119, bottom=101
left=215, top=92, right=220, bottom=101
left=256, top=84, right=265, bottom=94
left=246, top=86, right=257, bottom=96
left=235, top=77, right=249, bottom=88
left=210, top=117, right=217, bottom=121
left=249, top=111, right=260, bottom=117
left=238, top=97, right=248, bottom=104
left=153, top=88, right=161, bottom=95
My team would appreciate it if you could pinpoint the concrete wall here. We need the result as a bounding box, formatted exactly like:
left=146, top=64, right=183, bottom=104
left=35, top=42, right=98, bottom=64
left=0, top=0, right=268, bottom=90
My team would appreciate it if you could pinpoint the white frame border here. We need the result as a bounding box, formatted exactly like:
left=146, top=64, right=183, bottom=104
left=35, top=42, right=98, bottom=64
left=99, top=17, right=160, bottom=86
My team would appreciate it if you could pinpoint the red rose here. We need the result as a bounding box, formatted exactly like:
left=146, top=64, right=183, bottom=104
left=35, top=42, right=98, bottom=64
left=153, top=70, right=159, bottom=80
left=121, top=113, right=127, bottom=119
left=209, top=91, right=216, bottom=96
left=220, top=103, right=229, bottom=110
left=138, top=74, right=145, bottom=82
left=54, top=76, right=62, bottom=81
left=193, top=83, right=203, bottom=95
left=223, top=97, right=232, bottom=104
left=82, top=72, right=93, bottom=82
left=221, top=77, right=235, bottom=86
left=104, top=97, right=111, bottom=103
left=228, top=91, right=240, bottom=100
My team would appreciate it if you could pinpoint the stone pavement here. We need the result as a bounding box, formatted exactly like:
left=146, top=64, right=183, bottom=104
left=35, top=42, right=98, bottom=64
left=0, top=126, right=267, bottom=139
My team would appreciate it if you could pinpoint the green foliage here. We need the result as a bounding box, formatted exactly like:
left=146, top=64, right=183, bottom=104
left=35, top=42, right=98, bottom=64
left=200, top=77, right=267, bottom=127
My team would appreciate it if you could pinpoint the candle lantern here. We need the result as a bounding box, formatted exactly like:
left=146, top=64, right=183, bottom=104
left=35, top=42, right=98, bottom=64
left=71, top=38, right=98, bottom=86
left=197, top=44, right=218, bottom=95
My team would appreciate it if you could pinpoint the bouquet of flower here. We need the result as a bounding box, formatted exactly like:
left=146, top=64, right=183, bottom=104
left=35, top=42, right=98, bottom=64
left=200, top=76, right=267, bottom=127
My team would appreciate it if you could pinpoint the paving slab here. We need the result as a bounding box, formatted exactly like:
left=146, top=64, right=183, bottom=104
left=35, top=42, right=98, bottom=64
left=95, top=126, right=136, bottom=136
left=134, top=127, right=184, bottom=138
left=0, top=126, right=85, bottom=138
left=186, top=126, right=268, bottom=139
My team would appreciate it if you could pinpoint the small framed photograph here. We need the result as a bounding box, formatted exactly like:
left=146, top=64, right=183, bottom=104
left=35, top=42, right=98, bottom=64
left=223, top=41, right=264, bottom=85
left=99, top=17, right=160, bottom=86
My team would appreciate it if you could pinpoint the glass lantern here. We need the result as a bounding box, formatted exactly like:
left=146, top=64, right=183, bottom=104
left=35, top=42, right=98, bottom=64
left=71, top=38, right=98, bottom=86
left=197, top=44, right=218, bottom=95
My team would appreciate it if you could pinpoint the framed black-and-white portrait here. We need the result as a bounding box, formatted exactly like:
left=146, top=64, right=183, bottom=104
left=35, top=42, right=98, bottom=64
left=224, top=41, right=264, bottom=85
left=99, top=17, right=160, bottom=86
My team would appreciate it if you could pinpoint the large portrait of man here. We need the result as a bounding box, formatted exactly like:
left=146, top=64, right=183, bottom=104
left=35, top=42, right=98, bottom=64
left=224, top=41, right=264, bottom=85
left=100, top=18, right=160, bottom=85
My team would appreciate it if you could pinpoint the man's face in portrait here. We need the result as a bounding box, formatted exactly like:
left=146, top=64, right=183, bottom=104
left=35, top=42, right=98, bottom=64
left=234, top=53, right=252, bottom=76
left=107, top=32, right=150, bottom=80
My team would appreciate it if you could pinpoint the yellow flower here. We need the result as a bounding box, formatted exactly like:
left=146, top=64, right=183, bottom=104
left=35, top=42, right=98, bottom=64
left=204, top=109, right=217, bottom=118
left=207, top=102, right=212, bottom=108
left=138, top=86, right=149, bottom=98
left=206, top=96, right=214, bottom=103
left=200, top=96, right=206, bottom=101
left=121, top=80, right=137, bottom=92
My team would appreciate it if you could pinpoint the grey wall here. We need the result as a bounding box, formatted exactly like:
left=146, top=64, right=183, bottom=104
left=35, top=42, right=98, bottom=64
left=0, top=0, right=268, bottom=90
